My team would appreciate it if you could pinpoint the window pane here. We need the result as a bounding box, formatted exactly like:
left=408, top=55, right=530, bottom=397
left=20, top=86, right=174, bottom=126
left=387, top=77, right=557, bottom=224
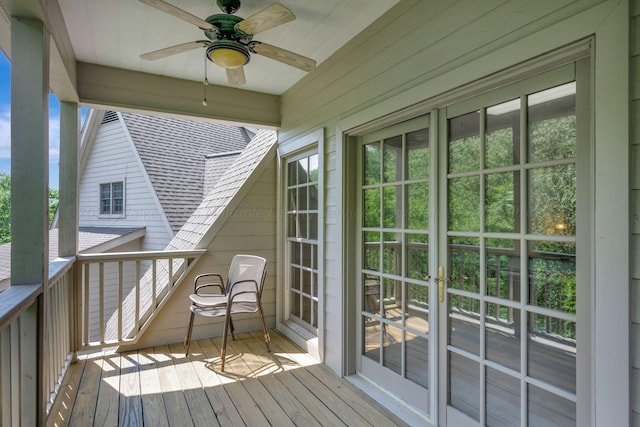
left=287, top=161, right=297, bottom=186
left=298, top=157, right=309, bottom=184
left=528, top=241, right=576, bottom=314
left=308, top=154, right=319, bottom=182
left=485, top=171, right=519, bottom=233
left=406, top=283, right=429, bottom=333
left=298, top=186, right=308, bottom=210
left=383, top=185, right=401, bottom=229
left=406, top=233, right=428, bottom=281
left=406, top=128, right=429, bottom=180
left=528, top=313, right=576, bottom=393
left=449, top=237, right=480, bottom=293
left=486, top=367, right=520, bottom=427
left=486, top=239, right=520, bottom=301
left=528, top=384, right=576, bottom=427
left=449, top=295, right=480, bottom=355
left=528, top=164, right=576, bottom=236
left=448, top=111, right=480, bottom=173
left=486, top=305, right=520, bottom=371
left=486, top=98, right=520, bottom=168
left=363, top=232, right=380, bottom=271
left=363, top=188, right=380, bottom=228
left=363, top=142, right=381, bottom=185
left=309, top=183, right=318, bottom=210
left=406, top=332, right=429, bottom=389
left=382, top=279, right=401, bottom=322
left=383, top=136, right=403, bottom=183
left=448, top=176, right=480, bottom=232
left=382, top=324, right=402, bottom=375
left=449, top=353, right=480, bottom=421
left=406, top=182, right=428, bottom=230
left=100, top=184, right=111, bottom=214
left=363, top=315, right=381, bottom=362
left=528, top=82, right=576, bottom=163
left=363, top=274, right=380, bottom=314
left=383, top=232, right=401, bottom=275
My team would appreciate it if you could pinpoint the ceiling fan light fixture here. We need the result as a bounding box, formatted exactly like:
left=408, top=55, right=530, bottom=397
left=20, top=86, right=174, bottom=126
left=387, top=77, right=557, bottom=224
left=206, top=41, right=249, bottom=68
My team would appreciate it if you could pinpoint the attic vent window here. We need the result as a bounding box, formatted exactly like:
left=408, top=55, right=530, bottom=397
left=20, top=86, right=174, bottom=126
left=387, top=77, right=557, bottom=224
left=101, top=111, right=119, bottom=124
left=100, top=181, right=124, bottom=215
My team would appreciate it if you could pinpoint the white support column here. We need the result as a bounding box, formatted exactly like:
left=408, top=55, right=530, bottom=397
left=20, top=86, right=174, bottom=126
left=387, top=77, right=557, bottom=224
left=10, top=17, right=50, bottom=426
left=10, top=17, right=50, bottom=285
left=58, top=101, right=78, bottom=257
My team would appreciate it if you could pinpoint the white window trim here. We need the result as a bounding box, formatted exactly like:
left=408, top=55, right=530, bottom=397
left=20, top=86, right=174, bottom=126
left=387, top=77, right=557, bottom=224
left=277, top=128, right=325, bottom=362
left=98, top=179, right=126, bottom=218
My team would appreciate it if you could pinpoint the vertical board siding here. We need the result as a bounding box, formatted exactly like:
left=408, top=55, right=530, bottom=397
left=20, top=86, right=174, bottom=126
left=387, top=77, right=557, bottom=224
left=631, top=1, right=640, bottom=423
left=129, top=164, right=277, bottom=349
left=78, top=121, right=172, bottom=251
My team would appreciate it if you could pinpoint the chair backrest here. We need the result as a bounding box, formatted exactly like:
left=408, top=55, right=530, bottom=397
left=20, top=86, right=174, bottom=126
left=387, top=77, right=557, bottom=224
left=227, top=255, right=267, bottom=299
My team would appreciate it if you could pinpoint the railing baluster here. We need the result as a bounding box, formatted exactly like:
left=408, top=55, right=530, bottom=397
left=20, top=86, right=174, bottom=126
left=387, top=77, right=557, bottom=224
left=152, top=259, right=157, bottom=309
left=118, top=261, right=123, bottom=341
left=135, top=261, right=140, bottom=335
left=99, top=262, right=105, bottom=343
left=83, top=264, right=90, bottom=347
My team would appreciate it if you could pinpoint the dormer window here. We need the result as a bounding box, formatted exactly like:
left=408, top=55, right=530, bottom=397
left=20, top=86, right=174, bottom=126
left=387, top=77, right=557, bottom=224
left=99, top=181, right=124, bottom=215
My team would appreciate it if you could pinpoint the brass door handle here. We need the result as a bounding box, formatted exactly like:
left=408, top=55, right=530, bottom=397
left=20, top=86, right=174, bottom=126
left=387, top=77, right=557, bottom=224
left=435, top=265, right=446, bottom=303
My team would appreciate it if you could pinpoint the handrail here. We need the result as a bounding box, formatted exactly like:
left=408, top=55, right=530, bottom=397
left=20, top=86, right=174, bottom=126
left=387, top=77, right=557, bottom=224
left=0, top=283, right=42, bottom=330
left=77, top=249, right=206, bottom=261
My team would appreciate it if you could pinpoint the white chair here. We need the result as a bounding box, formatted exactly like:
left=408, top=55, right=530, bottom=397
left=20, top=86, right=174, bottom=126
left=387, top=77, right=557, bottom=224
left=184, top=254, right=271, bottom=371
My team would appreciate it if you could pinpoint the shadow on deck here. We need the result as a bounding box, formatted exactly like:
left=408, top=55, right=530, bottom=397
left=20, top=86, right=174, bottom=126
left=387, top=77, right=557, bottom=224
left=47, top=330, right=408, bottom=426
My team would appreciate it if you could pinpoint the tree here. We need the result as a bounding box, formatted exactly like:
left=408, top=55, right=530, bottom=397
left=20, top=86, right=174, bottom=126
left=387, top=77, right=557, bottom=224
left=0, top=173, right=9, bottom=244
left=0, top=173, right=59, bottom=244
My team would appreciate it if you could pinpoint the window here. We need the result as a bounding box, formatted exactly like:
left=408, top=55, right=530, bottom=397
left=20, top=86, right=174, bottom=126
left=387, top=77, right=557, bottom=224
left=286, top=152, right=319, bottom=334
left=100, top=181, right=124, bottom=215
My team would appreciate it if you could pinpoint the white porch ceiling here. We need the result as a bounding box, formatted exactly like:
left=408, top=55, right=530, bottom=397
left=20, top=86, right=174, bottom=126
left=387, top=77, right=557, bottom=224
left=57, top=0, right=399, bottom=95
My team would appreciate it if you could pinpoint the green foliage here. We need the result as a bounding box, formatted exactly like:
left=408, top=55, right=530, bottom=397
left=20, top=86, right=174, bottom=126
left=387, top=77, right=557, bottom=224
left=0, top=173, right=59, bottom=244
left=0, top=173, right=9, bottom=244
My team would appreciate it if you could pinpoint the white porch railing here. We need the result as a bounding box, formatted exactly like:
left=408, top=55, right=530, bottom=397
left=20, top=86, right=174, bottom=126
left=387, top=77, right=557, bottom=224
left=75, top=249, right=205, bottom=350
left=0, top=249, right=205, bottom=424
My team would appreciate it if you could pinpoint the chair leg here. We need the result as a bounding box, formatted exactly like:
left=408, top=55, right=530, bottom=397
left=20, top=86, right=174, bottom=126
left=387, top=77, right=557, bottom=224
left=184, top=311, right=195, bottom=356
left=257, top=301, right=271, bottom=352
left=229, top=317, right=235, bottom=341
left=220, top=307, right=233, bottom=372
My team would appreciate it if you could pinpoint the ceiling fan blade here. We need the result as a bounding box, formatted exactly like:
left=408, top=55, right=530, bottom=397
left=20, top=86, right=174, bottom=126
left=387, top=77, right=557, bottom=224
left=237, top=3, right=295, bottom=35
left=251, top=42, right=316, bottom=72
left=139, top=0, right=213, bottom=29
left=140, top=41, right=204, bottom=60
left=226, top=67, right=246, bottom=86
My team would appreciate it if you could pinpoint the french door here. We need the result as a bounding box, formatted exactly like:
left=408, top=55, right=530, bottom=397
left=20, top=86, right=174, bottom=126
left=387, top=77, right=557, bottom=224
left=357, top=59, right=589, bottom=426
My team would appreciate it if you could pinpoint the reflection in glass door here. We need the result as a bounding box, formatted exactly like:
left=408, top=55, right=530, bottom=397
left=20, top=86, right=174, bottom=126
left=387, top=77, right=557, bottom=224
left=442, top=75, right=583, bottom=426
left=358, top=117, right=432, bottom=416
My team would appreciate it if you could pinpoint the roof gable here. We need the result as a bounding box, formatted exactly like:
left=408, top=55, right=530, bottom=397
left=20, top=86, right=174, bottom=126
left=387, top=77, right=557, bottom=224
left=120, top=112, right=252, bottom=233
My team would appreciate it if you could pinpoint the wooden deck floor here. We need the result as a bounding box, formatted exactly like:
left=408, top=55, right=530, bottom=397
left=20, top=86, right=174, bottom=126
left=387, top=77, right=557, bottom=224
left=47, top=330, right=408, bottom=427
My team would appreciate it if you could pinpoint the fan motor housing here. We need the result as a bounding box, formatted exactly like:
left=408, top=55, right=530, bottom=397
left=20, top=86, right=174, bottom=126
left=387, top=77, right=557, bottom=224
left=204, top=14, right=251, bottom=42
left=206, top=40, right=250, bottom=68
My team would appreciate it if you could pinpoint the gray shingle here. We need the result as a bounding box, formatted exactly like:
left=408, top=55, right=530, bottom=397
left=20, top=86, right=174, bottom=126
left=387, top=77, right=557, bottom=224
left=121, top=113, right=251, bottom=233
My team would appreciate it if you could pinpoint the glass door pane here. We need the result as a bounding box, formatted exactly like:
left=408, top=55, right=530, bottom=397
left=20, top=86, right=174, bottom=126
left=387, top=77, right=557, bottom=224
left=442, top=79, right=580, bottom=426
left=358, top=117, right=432, bottom=417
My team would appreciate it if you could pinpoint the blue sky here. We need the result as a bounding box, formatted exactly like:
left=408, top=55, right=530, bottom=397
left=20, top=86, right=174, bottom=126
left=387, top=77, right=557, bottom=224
left=0, top=53, right=61, bottom=189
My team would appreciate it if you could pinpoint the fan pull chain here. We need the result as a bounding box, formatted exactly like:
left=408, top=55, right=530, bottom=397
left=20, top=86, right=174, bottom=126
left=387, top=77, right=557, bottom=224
left=202, top=56, right=209, bottom=106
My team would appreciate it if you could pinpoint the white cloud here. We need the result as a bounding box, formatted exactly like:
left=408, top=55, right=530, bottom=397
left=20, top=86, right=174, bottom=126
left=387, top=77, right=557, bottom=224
left=0, top=110, right=10, bottom=158
left=0, top=109, right=61, bottom=162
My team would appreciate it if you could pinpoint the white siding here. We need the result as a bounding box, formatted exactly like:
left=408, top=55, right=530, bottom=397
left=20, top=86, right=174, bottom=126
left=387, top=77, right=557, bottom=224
left=78, top=120, right=173, bottom=250
left=131, top=162, right=277, bottom=348
left=277, top=0, right=629, bottom=422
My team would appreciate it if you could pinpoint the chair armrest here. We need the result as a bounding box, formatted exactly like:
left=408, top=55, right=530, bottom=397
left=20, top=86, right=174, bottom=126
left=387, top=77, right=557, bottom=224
left=227, top=279, right=259, bottom=297
left=194, top=273, right=225, bottom=294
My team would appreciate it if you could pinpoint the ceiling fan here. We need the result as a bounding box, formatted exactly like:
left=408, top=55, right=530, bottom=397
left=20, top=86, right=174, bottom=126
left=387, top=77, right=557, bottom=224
left=139, top=0, right=317, bottom=86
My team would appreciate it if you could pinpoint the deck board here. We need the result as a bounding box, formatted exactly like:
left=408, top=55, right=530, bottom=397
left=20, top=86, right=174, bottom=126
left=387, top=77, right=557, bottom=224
left=47, top=330, right=409, bottom=427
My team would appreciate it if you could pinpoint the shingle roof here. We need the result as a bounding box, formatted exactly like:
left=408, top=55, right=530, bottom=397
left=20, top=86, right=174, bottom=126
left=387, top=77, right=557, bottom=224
left=120, top=113, right=251, bottom=233
left=0, top=227, right=144, bottom=283
left=203, top=151, right=242, bottom=197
